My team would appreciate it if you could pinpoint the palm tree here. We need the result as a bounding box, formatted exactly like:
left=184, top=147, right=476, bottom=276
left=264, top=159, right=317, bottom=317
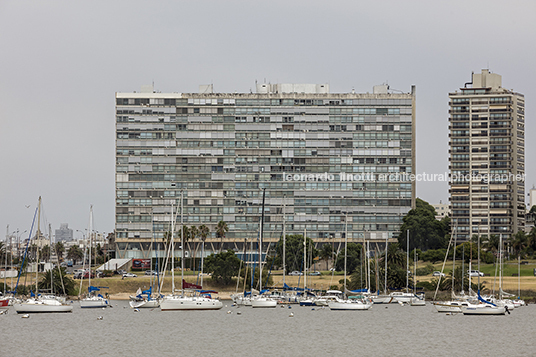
left=511, top=231, right=528, bottom=257
left=66, top=245, right=84, bottom=265
left=216, top=221, right=228, bottom=253
left=40, top=245, right=51, bottom=262
left=55, top=241, right=65, bottom=261
left=189, top=226, right=199, bottom=270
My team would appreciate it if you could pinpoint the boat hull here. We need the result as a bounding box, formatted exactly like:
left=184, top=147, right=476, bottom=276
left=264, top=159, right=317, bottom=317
left=80, top=298, right=109, bottom=308
left=160, top=296, right=223, bottom=311
left=371, top=296, right=393, bottom=304
left=251, top=298, right=277, bottom=308
left=461, top=304, right=506, bottom=315
left=410, top=297, right=426, bottom=306
left=433, top=301, right=463, bottom=313
left=14, top=303, right=73, bottom=313
left=328, top=301, right=372, bottom=310
left=129, top=299, right=160, bottom=309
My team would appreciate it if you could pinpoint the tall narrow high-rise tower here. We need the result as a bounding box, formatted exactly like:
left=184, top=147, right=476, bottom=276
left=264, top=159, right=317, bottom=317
left=449, top=69, right=525, bottom=241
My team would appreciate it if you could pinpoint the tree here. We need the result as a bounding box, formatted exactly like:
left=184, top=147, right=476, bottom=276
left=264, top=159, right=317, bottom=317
left=204, top=249, right=242, bottom=285
left=199, top=225, right=210, bottom=242
left=40, top=245, right=51, bottom=262
left=320, top=243, right=333, bottom=269
left=66, top=245, right=84, bottom=265
left=511, top=231, right=528, bottom=257
left=38, top=267, right=76, bottom=296
left=55, top=241, right=65, bottom=261
left=274, top=234, right=318, bottom=273
left=189, top=225, right=199, bottom=270
left=398, top=198, right=450, bottom=251
left=334, top=242, right=363, bottom=273
left=216, top=221, right=228, bottom=253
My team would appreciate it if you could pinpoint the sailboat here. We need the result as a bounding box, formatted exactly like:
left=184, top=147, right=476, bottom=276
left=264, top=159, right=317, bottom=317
left=460, top=233, right=506, bottom=316
left=390, top=230, right=414, bottom=304
left=79, top=206, right=109, bottom=308
left=512, top=255, right=526, bottom=307
left=480, top=234, right=514, bottom=311
left=14, top=197, right=73, bottom=313
left=370, top=238, right=393, bottom=304
left=328, top=214, right=372, bottom=311
left=160, top=192, right=223, bottom=311
left=410, top=248, right=426, bottom=306
left=251, top=188, right=277, bottom=308
left=129, top=214, right=161, bottom=308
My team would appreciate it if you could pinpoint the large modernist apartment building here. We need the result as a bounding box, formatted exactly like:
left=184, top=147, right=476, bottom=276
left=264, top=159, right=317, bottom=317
left=115, top=83, right=416, bottom=258
left=449, top=70, right=525, bottom=241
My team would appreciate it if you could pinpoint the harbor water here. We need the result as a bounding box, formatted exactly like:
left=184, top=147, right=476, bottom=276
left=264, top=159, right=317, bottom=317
left=1, top=300, right=534, bottom=356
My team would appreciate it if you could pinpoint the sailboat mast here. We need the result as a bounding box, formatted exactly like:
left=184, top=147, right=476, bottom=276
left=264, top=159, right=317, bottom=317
left=181, top=191, right=184, bottom=296
left=367, top=241, right=371, bottom=292
left=282, top=197, right=286, bottom=287
left=88, top=205, right=92, bottom=289
left=49, top=223, right=53, bottom=295
left=259, top=188, right=265, bottom=292
left=171, top=200, right=175, bottom=295
left=4, top=225, right=7, bottom=296
left=343, top=216, right=347, bottom=297
left=384, top=236, right=388, bottom=295
left=303, top=228, right=307, bottom=291
left=413, top=247, right=416, bottom=294
left=36, top=196, right=41, bottom=295
left=406, top=230, right=409, bottom=293
left=499, top=234, right=502, bottom=299
left=477, top=233, right=481, bottom=292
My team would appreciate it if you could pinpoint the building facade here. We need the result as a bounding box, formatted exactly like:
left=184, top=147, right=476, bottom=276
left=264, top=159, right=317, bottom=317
left=431, top=201, right=450, bottom=220
left=449, top=70, right=525, bottom=241
left=55, top=223, right=73, bottom=242
left=115, top=83, right=416, bottom=258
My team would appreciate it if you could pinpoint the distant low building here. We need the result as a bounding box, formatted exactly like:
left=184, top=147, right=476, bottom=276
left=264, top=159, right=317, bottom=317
left=432, top=202, right=450, bottom=220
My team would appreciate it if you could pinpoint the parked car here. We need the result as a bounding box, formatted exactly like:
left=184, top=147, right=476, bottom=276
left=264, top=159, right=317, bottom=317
left=144, top=270, right=158, bottom=276
left=308, top=271, right=321, bottom=276
left=468, top=270, right=484, bottom=277
left=114, top=269, right=127, bottom=275
left=432, top=271, right=445, bottom=277
left=123, top=273, right=137, bottom=278
left=83, top=271, right=95, bottom=279
left=288, top=271, right=303, bottom=276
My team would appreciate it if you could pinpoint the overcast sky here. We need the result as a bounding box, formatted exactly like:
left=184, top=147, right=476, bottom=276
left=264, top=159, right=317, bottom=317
left=1, top=0, right=535, bottom=240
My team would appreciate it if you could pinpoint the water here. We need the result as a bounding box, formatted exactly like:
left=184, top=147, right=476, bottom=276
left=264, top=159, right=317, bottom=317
left=1, top=301, right=534, bottom=356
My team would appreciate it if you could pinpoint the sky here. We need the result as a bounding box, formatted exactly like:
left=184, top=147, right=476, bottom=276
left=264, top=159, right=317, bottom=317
left=1, top=0, right=535, bottom=240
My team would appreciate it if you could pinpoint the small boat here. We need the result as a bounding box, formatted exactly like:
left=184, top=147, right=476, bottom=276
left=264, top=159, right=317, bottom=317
left=251, top=296, right=277, bottom=308
left=80, top=286, right=109, bottom=308
left=160, top=194, right=222, bottom=312
left=460, top=303, right=506, bottom=315
left=14, top=295, right=73, bottom=314
left=328, top=297, right=372, bottom=311
left=433, top=301, right=466, bottom=313
left=129, top=287, right=161, bottom=309
left=160, top=294, right=223, bottom=311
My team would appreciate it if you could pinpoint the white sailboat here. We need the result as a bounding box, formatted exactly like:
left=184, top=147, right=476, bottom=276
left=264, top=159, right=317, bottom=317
left=410, top=247, right=426, bottom=306
left=251, top=189, right=276, bottom=308
left=390, top=230, right=414, bottom=304
left=160, top=192, right=223, bottom=311
left=328, top=215, right=371, bottom=311
left=370, top=237, right=393, bottom=304
left=512, top=256, right=526, bottom=307
left=80, top=205, right=109, bottom=308
left=130, top=214, right=161, bottom=309
left=14, top=197, right=73, bottom=313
